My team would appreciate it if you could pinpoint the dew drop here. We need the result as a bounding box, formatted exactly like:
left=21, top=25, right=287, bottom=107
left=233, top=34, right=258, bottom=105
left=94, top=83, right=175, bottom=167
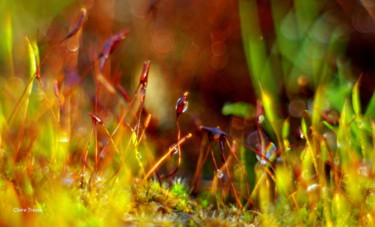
left=62, top=177, right=74, bottom=186
left=140, top=87, right=147, bottom=103
left=216, top=169, right=225, bottom=179
left=176, top=92, right=189, bottom=116
left=256, top=142, right=278, bottom=165
left=100, top=147, right=107, bottom=158
left=358, top=122, right=365, bottom=128
left=358, top=163, right=370, bottom=177
left=61, top=173, right=74, bottom=187
left=134, top=178, right=141, bottom=183
left=59, top=138, right=69, bottom=143
left=266, top=142, right=277, bottom=154
left=257, top=115, right=265, bottom=124
left=172, top=147, right=179, bottom=155
left=307, top=183, right=319, bottom=192
left=96, top=177, right=103, bottom=183
left=176, top=97, right=188, bottom=113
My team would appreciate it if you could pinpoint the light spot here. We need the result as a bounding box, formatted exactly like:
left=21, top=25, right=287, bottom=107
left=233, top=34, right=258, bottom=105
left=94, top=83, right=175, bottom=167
left=152, top=29, right=175, bottom=54
left=216, top=169, right=225, bottom=179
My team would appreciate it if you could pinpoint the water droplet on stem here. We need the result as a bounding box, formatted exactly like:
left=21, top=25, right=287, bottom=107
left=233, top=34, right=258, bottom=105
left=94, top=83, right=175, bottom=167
left=172, top=147, right=179, bottom=155
left=216, top=169, right=225, bottom=179
left=176, top=91, right=189, bottom=117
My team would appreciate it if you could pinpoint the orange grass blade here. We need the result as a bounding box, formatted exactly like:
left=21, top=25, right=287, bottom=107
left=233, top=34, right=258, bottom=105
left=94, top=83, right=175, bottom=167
left=143, top=133, right=192, bottom=181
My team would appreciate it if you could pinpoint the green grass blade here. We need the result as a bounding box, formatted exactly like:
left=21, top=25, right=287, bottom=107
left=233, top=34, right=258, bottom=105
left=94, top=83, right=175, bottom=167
left=365, top=90, right=375, bottom=117
left=352, top=79, right=361, bottom=115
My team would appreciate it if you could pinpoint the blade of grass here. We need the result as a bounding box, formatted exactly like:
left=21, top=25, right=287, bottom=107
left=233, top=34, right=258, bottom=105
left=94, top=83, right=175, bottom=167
left=239, top=0, right=279, bottom=99
left=14, top=37, right=39, bottom=157
left=143, top=133, right=192, bottom=181
left=352, top=78, right=362, bottom=116
left=365, top=90, right=375, bottom=117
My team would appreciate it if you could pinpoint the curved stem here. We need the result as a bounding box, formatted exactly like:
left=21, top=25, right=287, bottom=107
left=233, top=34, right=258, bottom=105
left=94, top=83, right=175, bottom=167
left=143, top=133, right=192, bottom=182
left=158, top=118, right=182, bottom=180
left=225, top=139, right=254, bottom=209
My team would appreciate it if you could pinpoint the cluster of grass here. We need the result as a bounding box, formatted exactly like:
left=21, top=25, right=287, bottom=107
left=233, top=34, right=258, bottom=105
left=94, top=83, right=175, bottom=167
left=0, top=0, right=374, bottom=226
left=237, top=0, right=375, bottom=225
left=0, top=3, right=256, bottom=226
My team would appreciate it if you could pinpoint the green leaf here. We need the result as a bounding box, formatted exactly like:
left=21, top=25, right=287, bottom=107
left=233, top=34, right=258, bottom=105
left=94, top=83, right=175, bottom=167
left=26, top=36, right=38, bottom=78
left=326, top=69, right=352, bottom=112
left=365, top=90, right=375, bottom=117
left=301, top=117, right=309, bottom=140
left=312, top=85, right=324, bottom=127
left=222, top=102, right=254, bottom=118
left=239, top=0, right=279, bottom=99
left=282, top=118, right=290, bottom=139
left=261, top=88, right=278, bottom=124
left=352, top=79, right=361, bottom=115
